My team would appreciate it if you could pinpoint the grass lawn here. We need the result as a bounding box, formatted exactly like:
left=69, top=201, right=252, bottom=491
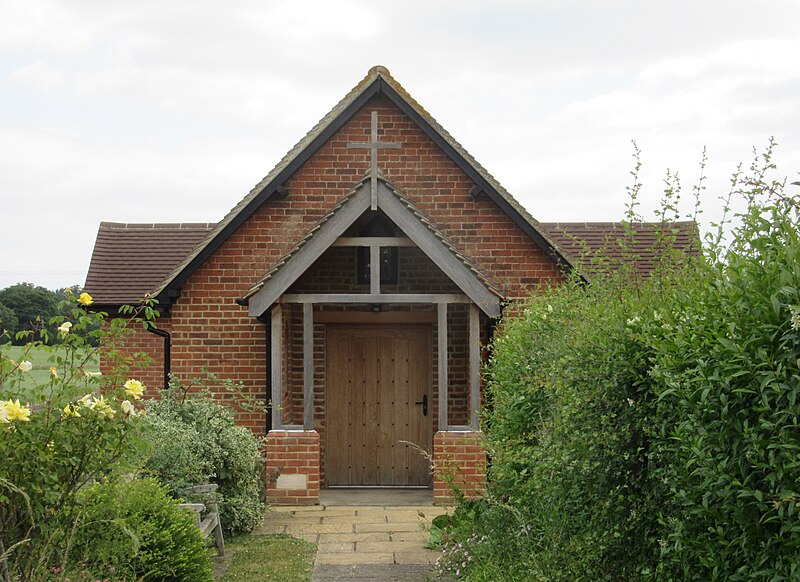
left=0, top=343, right=99, bottom=397
left=220, top=534, right=316, bottom=581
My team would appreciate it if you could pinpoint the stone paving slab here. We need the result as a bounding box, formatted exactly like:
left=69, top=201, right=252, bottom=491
left=259, top=500, right=450, bottom=581
left=318, top=532, right=391, bottom=543
left=316, top=552, right=395, bottom=565
left=354, top=521, right=424, bottom=533
left=312, top=564, right=449, bottom=581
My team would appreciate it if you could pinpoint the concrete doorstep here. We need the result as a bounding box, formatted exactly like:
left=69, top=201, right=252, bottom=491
left=257, top=501, right=452, bottom=581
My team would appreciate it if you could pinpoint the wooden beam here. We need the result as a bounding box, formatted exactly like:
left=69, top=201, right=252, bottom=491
left=370, top=245, right=380, bottom=295
left=377, top=183, right=501, bottom=318
left=469, top=304, right=481, bottom=430
left=248, top=185, right=371, bottom=316
left=270, top=304, right=283, bottom=430
left=303, top=303, right=314, bottom=430
left=332, top=237, right=414, bottom=247
left=314, top=311, right=437, bottom=324
left=438, top=303, right=448, bottom=431
left=469, top=185, right=485, bottom=200
left=282, top=293, right=470, bottom=304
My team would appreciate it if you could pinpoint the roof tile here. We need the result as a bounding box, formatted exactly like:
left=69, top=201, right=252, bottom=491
left=84, top=222, right=214, bottom=305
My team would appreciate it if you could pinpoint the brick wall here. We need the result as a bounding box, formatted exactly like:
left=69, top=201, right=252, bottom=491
left=108, top=92, right=564, bottom=475
left=265, top=430, right=320, bottom=505
left=433, top=431, right=487, bottom=503
left=99, top=316, right=171, bottom=395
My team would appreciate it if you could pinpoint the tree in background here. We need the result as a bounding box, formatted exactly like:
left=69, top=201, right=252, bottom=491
left=0, top=284, right=94, bottom=345
left=0, top=303, right=17, bottom=337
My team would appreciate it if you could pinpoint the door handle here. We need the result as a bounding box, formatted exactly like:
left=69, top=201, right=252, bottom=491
left=415, top=394, right=428, bottom=416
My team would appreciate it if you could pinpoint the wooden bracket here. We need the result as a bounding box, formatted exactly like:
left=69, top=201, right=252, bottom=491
left=469, top=185, right=486, bottom=200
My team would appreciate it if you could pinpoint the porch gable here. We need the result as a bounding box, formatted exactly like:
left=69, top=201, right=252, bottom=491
left=244, top=175, right=503, bottom=318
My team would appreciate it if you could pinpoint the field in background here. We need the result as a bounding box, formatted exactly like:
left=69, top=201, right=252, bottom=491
left=0, top=344, right=99, bottom=394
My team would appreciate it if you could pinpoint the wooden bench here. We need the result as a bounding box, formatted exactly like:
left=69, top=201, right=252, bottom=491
left=178, top=484, right=225, bottom=556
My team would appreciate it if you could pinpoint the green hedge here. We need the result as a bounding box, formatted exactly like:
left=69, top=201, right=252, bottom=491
left=437, top=147, right=800, bottom=580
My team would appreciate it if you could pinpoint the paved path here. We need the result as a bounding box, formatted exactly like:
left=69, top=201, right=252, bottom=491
left=256, top=504, right=449, bottom=581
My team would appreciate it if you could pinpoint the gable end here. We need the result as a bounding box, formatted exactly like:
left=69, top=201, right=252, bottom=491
left=152, top=67, right=574, bottom=306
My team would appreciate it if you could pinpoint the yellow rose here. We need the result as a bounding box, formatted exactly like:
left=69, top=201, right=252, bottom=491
left=57, top=321, right=72, bottom=335
left=4, top=400, right=32, bottom=422
left=78, top=293, right=93, bottom=306
left=17, top=360, right=32, bottom=373
left=63, top=403, right=81, bottom=417
left=0, top=403, right=8, bottom=424
left=124, top=379, right=145, bottom=400
left=121, top=400, right=135, bottom=416
left=50, top=367, right=59, bottom=379
left=91, top=396, right=115, bottom=419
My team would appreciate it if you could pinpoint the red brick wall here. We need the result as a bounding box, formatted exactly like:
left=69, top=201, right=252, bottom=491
left=110, top=93, right=564, bottom=444
left=433, top=431, right=487, bottom=503
left=265, top=430, right=320, bottom=505
left=99, top=317, right=171, bottom=395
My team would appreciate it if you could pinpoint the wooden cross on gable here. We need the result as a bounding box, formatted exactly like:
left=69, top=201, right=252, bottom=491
left=347, top=111, right=401, bottom=210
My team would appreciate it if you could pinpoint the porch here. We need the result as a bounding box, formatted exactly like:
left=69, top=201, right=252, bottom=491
left=243, top=176, right=497, bottom=504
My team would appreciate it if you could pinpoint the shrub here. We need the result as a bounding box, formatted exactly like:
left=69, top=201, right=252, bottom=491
left=142, top=382, right=266, bottom=536
left=440, top=143, right=800, bottom=580
left=648, top=150, right=800, bottom=579
left=71, top=477, right=213, bottom=581
left=0, top=292, right=157, bottom=580
left=436, top=273, right=672, bottom=580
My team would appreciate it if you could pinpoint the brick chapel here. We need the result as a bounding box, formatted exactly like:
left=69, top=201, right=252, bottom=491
left=85, top=66, right=695, bottom=505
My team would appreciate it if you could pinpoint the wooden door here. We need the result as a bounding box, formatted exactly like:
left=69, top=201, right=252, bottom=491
left=326, top=326, right=432, bottom=486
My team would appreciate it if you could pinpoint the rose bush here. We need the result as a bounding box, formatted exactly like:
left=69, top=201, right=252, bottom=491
left=0, top=292, right=158, bottom=581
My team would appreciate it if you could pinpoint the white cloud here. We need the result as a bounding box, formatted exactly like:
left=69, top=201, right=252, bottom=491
left=9, top=59, right=65, bottom=91
left=1, top=0, right=800, bottom=290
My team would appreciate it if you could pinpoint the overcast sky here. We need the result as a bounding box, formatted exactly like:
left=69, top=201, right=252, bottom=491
left=1, top=0, right=799, bottom=291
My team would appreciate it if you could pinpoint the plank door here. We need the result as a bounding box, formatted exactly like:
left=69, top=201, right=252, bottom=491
left=326, top=325, right=432, bottom=486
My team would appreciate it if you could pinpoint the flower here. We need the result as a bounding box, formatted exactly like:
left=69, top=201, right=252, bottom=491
left=4, top=400, right=32, bottom=422
left=63, top=403, right=81, bottom=417
left=124, top=379, right=145, bottom=400
left=121, top=400, right=135, bottom=416
left=80, top=394, right=95, bottom=408
left=58, top=321, right=73, bottom=335
left=17, top=360, right=32, bottom=372
left=50, top=367, right=59, bottom=379
left=91, top=396, right=115, bottom=419
left=0, top=404, right=8, bottom=424
left=78, top=292, right=93, bottom=306
left=791, top=307, right=800, bottom=332
left=626, top=316, right=641, bottom=326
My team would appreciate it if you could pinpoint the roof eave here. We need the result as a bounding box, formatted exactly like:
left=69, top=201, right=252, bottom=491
left=153, top=80, right=386, bottom=304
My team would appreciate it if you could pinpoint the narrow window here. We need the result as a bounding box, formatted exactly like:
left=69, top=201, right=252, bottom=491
left=357, top=216, right=398, bottom=285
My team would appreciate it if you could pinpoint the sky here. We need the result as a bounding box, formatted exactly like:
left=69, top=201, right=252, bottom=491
left=1, top=0, right=799, bottom=291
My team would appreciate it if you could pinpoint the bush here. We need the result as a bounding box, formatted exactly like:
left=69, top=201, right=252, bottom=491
left=439, top=144, right=800, bottom=580
left=143, top=383, right=266, bottom=536
left=0, top=292, right=157, bottom=580
left=436, top=273, right=671, bottom=580
left=71, top=477, right=213, bottom=581
left=648, top=151, right=800, bottom=579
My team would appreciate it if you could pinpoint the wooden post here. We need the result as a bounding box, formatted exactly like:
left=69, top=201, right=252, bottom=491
left=271, top=304, right=283, bottom=430
left=469, top=304, right=481, bottom=430
left=303, top=302, right=314, bottom=430
left=370, top=244, right=381, bottom=295
left=438, top=302, right=448, bottom=431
